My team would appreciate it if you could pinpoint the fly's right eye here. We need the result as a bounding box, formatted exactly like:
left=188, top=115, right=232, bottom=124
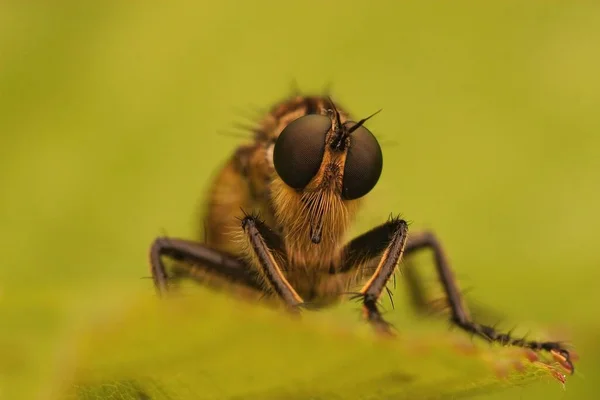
left=273, top=114, right=330, bottom=189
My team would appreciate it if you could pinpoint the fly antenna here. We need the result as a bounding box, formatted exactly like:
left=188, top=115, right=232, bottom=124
left=347, top=108, right=383, bottom=134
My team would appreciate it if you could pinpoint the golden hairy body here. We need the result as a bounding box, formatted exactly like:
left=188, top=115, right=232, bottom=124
left=150, top=93, right=574, bottom=373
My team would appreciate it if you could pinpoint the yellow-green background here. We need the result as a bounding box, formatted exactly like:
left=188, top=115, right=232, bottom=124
left=1, top=1, right=599, bottom=399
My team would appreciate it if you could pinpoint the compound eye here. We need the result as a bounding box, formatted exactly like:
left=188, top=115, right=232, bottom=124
left=342, top=122, right=383, bottom=200
left=273, top=114, right=330, bottom=189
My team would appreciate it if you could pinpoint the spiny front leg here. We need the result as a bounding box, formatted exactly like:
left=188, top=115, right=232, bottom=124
left=345, top=217, right=409, bottom=333
left=240, top=214, right=304, bottom=310
left=404, top=231, right=575, bottom=374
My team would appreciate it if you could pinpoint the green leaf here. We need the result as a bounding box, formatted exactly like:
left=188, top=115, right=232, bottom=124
left=57, top=287, right=569, bottom=400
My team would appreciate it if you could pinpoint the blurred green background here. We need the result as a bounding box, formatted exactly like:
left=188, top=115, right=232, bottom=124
left=1, top=1, right=599, bottom=399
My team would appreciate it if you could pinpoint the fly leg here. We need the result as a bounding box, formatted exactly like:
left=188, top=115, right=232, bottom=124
left=239, top=214, right=304, bottom=309
left=402, top=231, right=574, bottom=373
left=149, top=237, right=263, bottom=295
left=340, top=216, right=409, bottom=333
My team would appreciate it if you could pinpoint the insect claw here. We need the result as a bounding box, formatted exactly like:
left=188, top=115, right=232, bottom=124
left=372, top=318, right=397, bottom=337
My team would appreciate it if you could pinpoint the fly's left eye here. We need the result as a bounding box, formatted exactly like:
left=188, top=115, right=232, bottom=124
left=273, top=114, right=330, bottom=189
left=341, top=122, right=383, bottom=200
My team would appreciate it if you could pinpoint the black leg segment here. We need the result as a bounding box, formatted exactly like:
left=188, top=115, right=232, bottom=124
left=404, top=231, right=574, bottom=374
left=149, top=237, right=263, bottom=295
left=341, top=216, right=409, bottom=333
left=240, top=215, right=304, bottom=308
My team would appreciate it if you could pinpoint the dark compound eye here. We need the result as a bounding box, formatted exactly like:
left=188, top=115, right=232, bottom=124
left=342, top=121, right=383, bottom=200
left=273, top=114, right=330, bottom=189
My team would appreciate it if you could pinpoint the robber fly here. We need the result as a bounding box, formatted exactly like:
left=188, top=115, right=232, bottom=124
left=149, top=94, right=574, bottom=373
